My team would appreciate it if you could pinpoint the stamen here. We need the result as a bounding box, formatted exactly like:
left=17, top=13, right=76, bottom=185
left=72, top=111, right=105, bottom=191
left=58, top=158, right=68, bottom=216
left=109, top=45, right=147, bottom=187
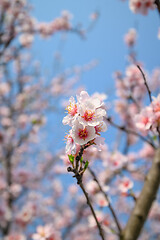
left=82, top=110, right=95, bottom=121
left=78, top=128, right=88, bottom=140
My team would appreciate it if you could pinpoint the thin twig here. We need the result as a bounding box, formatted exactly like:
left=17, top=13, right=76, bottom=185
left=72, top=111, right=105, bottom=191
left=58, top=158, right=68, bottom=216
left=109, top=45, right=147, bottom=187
left=106, top=117, right=156, bottom=149
left=137, top=65, right=152, bottom=103
left=155, top=0, right=160, bottom=15
left=88, top=167, right=122, bottom=236
left=79, top=182, right=105, bottom=240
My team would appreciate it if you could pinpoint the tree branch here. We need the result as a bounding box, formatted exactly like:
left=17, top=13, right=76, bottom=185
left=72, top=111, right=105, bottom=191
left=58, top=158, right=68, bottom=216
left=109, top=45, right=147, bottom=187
left=137, top=65, right=152, bottom=104
left=122, top=148, right=160, bottom=240
left=79, top=182, right=105, bottom=240
left=106, top=117, right=156, bottom=149
left=88, top=167, right=122, bottom=235
left=155, top=0, right=160, bottom=15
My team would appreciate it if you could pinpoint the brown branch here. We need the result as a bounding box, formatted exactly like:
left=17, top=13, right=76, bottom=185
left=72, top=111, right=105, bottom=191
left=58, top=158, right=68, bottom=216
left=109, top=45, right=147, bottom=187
left=2, top=147, right=14, bottom=235
left=155, top=0, right=160, bottom=15
left=106, top=117, right=156, bottom=149
left=79, top=182, right=105, bottom=240
left=137, top=65, right=152, bottom=104
left=122, top=148, right=160, bottom=240
left=88, top=167, right=122, bottom=236
left=67, top=145, right=105, bottom=240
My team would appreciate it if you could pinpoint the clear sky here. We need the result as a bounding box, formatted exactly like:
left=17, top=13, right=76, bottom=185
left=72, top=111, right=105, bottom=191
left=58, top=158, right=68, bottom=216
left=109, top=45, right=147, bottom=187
left=30, top=0, right=160, bottom=150
left=31, top=0, right=160, bottom=92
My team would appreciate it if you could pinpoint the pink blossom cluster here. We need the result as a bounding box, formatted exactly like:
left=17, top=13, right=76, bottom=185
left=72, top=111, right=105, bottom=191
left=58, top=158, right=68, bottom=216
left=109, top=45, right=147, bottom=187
left=4, top=234, right=26, bottom=240
left=129, top=0, right=156, bottom=15
left=37, top=11, right=72, bottom=38
left=118, top=177, right=134, bottom=193
left=135, top=94, right=160, bottom=135
left=115, top=64, right=147, bottom=100
left=32, top=225, right=61, bottom=240
left=124, top=28, right=137, bottom=47
left=0, top=0, right=73, bottom=49
left=62, top=91, right=107, bottom=154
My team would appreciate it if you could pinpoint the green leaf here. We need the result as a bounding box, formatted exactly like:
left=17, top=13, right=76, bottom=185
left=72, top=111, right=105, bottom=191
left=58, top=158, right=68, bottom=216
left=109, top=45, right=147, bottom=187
left=31, top=119, right=42, bottom=125
left=68, top=154, right=74, bottom=164
left=84, top=160, right=89, bottom=170
left=80, top=157, right=83, bottom=163
left=152, top=135, right=157, bottom=141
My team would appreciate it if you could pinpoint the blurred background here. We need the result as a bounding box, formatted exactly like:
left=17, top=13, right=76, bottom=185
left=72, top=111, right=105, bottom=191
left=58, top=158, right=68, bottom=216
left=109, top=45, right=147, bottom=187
left=0, top=0, right=160, bottom=239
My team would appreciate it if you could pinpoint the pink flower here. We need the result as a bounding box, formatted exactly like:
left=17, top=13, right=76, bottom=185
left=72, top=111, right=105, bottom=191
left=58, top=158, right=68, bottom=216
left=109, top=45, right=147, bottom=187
left=32, top=225, right=61, bottom=240
left=139, top=143, right=155, bottom=160
left=0, top=106, right=10, bottom=117
left=95, top=193, right=109, bottom=207
left=118, top=177, right=133, bottom=193
left=152, top=94, right=160, bottom=113
left=17, top=114, right=29, bottom=128
left=95, top=122, right=107, bottom=135
left=19, top=33, right=34, bottom=47
left=134, top=106, right=152, bottom=134
left=86, top=180, right=99, bottom=194
left=88, top=210, right=104, bottom=228
left=16, top=205, right=33, bottom=227
left=124, top=28, right=137, bottom=47
left=65, top=131, right=76, bottom=154
left=0, top=82, right=10, bottom=95
left=129, top=0, right=156, bottom=15
left=32, top=225, right=53, bottom=240
left=125, top=64, right=144, bottom=87
left=78, top=91, right=106, bottom=127
left=72, top=120, right=96, bottom=145
left=4, top=234, right=26, bottom=240
left=109, top=151, right=127, bottom=170
left=62, top=96, right=78, bottom=126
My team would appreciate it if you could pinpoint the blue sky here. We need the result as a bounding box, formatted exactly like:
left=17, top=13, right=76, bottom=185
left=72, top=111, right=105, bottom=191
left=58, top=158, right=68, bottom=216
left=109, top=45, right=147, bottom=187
left=31, top=0, right=160, bottom=94
left=30, top=0, right=160, bottom=150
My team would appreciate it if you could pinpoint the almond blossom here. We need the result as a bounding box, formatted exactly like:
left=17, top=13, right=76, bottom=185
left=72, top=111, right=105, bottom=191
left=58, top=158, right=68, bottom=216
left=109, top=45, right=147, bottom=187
left=32, top=225, right=61, bottom=240
left=95, top=193, right=109, bottom=207
left=78, top=95, right=106, bottom=127
left=129, top=0, right=156, bottom=15
left=62, top=91, right=107, bottom=148
left=118, top=177, right=134, bottom=193
left=19, top=33, right=34, bottom=47
left=65, top=130, right=77, bottom=154
left=134, top=106, right=152, bottom=134
left=4, top=234, right=26, bottom=240
left=124, top=28, right=137, bottom=47
left=72, top=120, right=96, bottom=145
left=135, top=94, right=160, bottom=134
left=62, top=96, right=78, bottom=126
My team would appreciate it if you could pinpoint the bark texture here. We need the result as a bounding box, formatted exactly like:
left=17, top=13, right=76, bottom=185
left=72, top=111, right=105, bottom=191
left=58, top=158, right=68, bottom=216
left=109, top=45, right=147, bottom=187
left=122, top=148, right=160, bottom=240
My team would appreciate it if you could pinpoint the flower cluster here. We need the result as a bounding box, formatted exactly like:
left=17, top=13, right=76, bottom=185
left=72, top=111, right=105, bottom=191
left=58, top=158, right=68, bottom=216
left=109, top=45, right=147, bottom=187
left=37, top=11, right=72, bottom=38
left=129, top=0, right=156, bottom=15
left=63, top=91, right=107, bottom=154
left=32, top=225, right=61, bottom=240
left=115, top=64, right=147, bottom=100
left=124, top=28, right=137, bottom=47
left=135, top=94, right=160, bottom=134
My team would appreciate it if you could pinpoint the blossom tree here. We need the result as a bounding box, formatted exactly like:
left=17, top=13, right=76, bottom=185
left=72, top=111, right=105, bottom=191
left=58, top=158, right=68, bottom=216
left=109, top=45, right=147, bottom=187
left=0, top=0, right=160, bottom=240
left=0, top=0, right=98, bottom=239
left=62, top=2, right=160, bottom=240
